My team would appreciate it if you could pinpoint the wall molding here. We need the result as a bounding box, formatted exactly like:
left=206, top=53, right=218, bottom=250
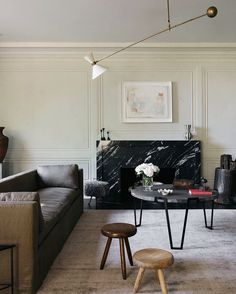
left=7, top=147, right=92, bottom=154
left=1, top=68, right=91, bottom=151
left=1, top=47, right=236, bottom=61
left=1, top=47, right=236, bottom=182
left=203, top=67, right=236, bottom=151
left=107, top=131, right=188, bottom=141
left=1, top=42, right=236, bottom=49
left=4, top=158, right=91, bottom=180
left=100, top=68, right=197, bottom=136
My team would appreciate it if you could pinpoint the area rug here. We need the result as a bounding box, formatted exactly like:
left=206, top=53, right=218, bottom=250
left=38, top=209, right=236, bottom=294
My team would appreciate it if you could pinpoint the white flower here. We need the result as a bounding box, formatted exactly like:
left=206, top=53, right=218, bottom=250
left=145, top=165, right=154, bottom=177
left=135, top=163, right=160, bottom=177
left=135, top=163, right=148, bottom=174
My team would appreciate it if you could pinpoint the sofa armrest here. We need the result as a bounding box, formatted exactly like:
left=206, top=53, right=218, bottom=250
left=0, top=169, right=38, bottom=192
left=0, top=201, right=39, bottom=293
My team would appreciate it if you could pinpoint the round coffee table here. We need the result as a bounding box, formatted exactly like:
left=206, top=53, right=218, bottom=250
left=130, top=185, right=218, bottom=250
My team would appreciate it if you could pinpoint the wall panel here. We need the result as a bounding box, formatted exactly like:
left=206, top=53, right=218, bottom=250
left=0, top=48, right=236, bottom=187
left=101, top=68, right=195, bottom=140
left=0, top=56, right=96, bottom=178
left=205, top=69, right=236, bottom=152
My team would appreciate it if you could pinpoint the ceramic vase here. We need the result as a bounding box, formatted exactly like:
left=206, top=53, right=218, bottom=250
left=0, top=127, right=9, bottom=162
left=184, top=124, right=192, bottom=140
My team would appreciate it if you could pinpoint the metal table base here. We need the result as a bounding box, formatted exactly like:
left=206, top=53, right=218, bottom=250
left=133, top=197, right=215, bottom=250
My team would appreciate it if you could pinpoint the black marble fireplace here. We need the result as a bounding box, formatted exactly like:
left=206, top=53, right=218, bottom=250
left=97, top=140, right=201, bottom=209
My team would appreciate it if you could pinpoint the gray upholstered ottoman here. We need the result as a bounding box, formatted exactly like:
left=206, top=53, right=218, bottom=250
left=85, top=180, right=110, bottom=208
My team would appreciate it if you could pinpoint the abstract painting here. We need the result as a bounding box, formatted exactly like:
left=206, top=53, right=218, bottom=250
left=122, top=81, right=172, bottom=123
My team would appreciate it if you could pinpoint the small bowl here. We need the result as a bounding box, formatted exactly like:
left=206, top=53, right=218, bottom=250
left=158, top=189, right=173, bottom=196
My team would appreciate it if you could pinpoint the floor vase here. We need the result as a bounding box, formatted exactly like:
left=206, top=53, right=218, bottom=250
left=0, top=127, right=9, bottom=162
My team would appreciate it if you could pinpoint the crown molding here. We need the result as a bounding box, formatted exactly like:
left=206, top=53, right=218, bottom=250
left=1, top=43, right=236, bottom=60
left=1, top=42, right=236, bottom=49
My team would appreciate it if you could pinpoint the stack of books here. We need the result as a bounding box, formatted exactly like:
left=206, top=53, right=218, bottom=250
left=189, top=189, right=213, bottom=196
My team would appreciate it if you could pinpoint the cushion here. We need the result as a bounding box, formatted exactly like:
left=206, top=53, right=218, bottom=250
left=38, top=187, right=78, bottom=244
left=0, top=192, right=44, bottom=232
left=37, top=164, right=79, bottom=189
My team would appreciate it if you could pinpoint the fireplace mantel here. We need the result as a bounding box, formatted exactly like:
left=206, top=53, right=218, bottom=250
left=96, top=140, right=201, bottom=208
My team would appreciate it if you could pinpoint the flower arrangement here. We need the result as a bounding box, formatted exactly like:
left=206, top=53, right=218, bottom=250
left=135, top=163, right=160, bottom=178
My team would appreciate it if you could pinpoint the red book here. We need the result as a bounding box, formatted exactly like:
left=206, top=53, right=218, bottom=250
left=189, top=189, right=213, bottom=196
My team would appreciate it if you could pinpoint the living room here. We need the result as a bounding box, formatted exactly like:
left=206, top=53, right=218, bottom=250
left=0, top=0, right=236, bottom=293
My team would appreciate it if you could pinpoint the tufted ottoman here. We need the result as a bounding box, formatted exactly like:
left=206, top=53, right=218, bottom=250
left=84, top=180, right=110, bottom=208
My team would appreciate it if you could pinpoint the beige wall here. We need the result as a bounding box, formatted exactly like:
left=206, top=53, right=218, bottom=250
left=1, top=47, right=236, bottom=186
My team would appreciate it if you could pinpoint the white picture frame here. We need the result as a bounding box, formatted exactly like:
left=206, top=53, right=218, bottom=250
left=122, top=81, right=172, bottom=123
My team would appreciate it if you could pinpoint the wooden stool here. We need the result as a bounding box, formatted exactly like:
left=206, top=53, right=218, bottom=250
left=100, top=223, right=137, bottom=279
left=133, top=248, right=174, bottom=294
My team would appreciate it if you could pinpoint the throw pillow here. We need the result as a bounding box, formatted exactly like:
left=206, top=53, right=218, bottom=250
left=37, top=164, right=79, bottom=189
left=0, top=192, right=9, bottom=201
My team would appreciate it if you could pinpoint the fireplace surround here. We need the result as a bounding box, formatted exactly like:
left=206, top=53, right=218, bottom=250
left=97, top=140, right=201, bottom=209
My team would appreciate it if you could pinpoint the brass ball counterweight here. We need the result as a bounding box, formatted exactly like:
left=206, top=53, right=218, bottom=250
left=207, top=6, right=218, bottom=18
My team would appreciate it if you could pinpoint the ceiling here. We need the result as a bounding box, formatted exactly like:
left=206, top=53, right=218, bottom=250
left=0, top=0, right=235, bottom=44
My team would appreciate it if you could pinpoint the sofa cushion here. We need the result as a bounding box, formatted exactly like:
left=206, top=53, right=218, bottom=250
left=38, top=187, right=78, bottom=244
left=37, top=164, right=79, bottom=189
left=0, top=191, right=44, bottom=232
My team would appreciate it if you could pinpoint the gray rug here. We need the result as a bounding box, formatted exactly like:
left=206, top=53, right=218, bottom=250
left=38, top=209, right=236, bottom=294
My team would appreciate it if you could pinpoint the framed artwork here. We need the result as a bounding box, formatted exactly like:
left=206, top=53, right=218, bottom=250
left=122, top=81, right=172, bottom=123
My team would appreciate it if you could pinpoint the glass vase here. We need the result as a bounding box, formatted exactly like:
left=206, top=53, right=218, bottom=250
left=142, top=174, right=153, bottom=191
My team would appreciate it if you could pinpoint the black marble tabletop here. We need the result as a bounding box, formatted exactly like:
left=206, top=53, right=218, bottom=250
left=130, top=184, right=218, bottom=203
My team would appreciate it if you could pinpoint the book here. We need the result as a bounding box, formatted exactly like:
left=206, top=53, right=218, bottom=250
left=189, top=189, right=213, bottom=196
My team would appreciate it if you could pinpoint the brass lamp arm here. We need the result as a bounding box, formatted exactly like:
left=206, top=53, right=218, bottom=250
left=96, top=12, right=208, bottom=64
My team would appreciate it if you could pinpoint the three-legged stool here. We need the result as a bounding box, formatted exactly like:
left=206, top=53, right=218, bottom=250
left=133, top=248, right=174, bottom=294
left=100, top=223, right=137, bottom=279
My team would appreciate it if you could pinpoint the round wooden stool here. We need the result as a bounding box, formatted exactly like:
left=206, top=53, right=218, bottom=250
left=100, top=223, right=137, bottom=279
left=133, top=248, right=174, bottom=294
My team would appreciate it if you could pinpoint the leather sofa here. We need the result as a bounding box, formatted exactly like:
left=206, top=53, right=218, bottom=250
left=0, top=164, right=83, bottom=293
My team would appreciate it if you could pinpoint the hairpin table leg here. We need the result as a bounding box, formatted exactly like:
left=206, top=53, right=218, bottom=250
left=163, top=198, right=190, bottom=250
left=203, top=199, right=214, bottom=230
left=133, top=198, right=143, bottom=227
